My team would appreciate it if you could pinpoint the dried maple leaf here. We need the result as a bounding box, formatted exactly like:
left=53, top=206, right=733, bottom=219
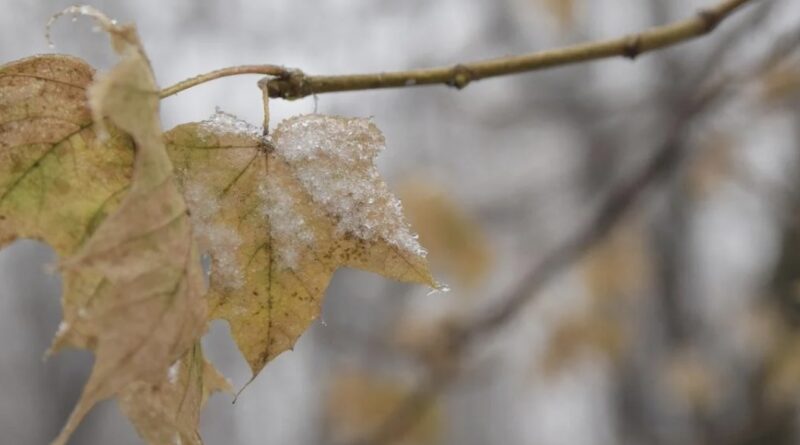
left=0, top=54, right=133, bottom=257
left=0, top=51, right=218, bottom=445
left=165, top=111, right=435, bottom=374
left=119, top=342, right=232, bottom=445
left=1, top=7, right=216, bottom=444
left=49, top=9, right=209, bottom=444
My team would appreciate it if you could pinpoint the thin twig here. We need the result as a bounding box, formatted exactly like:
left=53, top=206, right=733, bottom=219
left=159, top=64, right=288, bottom=98
left=264, top=0, right=756, bottom=99
left=158, top=0, right=757, bottom=101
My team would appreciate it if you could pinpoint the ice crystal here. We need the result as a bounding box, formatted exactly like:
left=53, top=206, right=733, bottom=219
left=258, top=174, right=316, bottom=269
left=272, top=114, right=426, bottom=258
left=167, top=360, right=180, bottom=385
left=200, top=108, right=265, bottom=141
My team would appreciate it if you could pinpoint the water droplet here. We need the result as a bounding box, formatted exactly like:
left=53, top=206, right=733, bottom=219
left=426, top=284, right=451, bottom=296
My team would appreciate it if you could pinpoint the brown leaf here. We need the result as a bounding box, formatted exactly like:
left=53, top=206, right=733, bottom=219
left=165, top=111, right=435, bottom=375
left=119, top=343, right=231, bottom=445
left=33, top=8, right=208, bottom=445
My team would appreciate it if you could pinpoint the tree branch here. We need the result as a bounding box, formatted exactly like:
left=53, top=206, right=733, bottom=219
left=344, top=9, right=799, bottom=445
left=345, top=80, right=727, bottom=445
left=158, top=0, right=758, bottom=100
left=264, top=0, right=757, bottom=99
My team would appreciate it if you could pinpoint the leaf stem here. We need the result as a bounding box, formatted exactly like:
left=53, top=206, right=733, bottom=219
left=159, top=65, right=289, bottom=98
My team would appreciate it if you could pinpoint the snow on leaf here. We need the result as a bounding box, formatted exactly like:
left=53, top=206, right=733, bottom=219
left=165, top=110, right=435, bottom=375
left=119, top=343, right=232, bottom=445
left=12, top=8, right=210, bottom=445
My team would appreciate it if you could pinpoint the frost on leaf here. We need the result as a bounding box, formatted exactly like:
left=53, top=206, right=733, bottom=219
left=119, top=343, right=232, bottom=445
left=165, top=110, right=434, bottom=375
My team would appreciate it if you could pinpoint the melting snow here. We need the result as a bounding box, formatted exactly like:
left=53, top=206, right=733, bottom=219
left=199, top=110, right=426, bottom=270
left=258, top=174, right=316, bottom=269
left=167, top=360, right=180, bottom=384
left=200, top=108, right=265, bottom=141
left=184, top=180, right=244, bottom=290
left=273, top=114, right=426, bottom=259
left=55, top=321, right=70, bottom=336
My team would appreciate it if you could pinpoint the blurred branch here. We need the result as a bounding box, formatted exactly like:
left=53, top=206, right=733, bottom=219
left=344, top=77, right=727, bottom=445
left=347, top=17, right=800, bottom=445
left=159, top=0, right=758, bottom=100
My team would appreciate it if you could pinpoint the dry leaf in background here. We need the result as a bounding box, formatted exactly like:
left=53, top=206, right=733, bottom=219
left=165, top=111, right=435, bottom=375
left=761, top=61, right=800, bottom=104
left=664, top=349, right=721, bottom=413
left=541, top=221, right=646, bottom=374
left=398, top=180, right=491, bottom=291
left=541, top=315, right=626, bottom=375
left=326, top=370, right=440, bottom=445
left=581, top=219, right=649, bottom=302
left=538, top=0, right=576, bottom=30
left=687, top=131, right=735, bottom=199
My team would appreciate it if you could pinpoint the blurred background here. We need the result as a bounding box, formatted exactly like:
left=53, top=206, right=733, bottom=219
left=3, top=0, right=800, bottom=444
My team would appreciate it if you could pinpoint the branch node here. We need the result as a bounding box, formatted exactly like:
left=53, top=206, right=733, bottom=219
left=448, top=64, right=475, bottom=89
left=623, top=35, right=643, bottom=60
left=266, top=69, right=310, bottom=100
left=698, top=8, right=721, bottom=32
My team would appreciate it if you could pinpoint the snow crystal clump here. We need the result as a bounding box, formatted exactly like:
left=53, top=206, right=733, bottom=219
left=258, top=174, right=316, bottom=268
left=56, top=321, right=69, bottom=336
left=184, top=180, right=244, bottom=290
left=273, top=115, right=426, bottom=258
left=200, top=107, right=265, bottom=141
left=167, top=360, right=180, bottom=384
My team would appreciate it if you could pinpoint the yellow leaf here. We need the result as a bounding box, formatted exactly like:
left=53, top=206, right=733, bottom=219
left=0, top=54, right=133, bottom=256
left=165, top=111, right=435, bottom=375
